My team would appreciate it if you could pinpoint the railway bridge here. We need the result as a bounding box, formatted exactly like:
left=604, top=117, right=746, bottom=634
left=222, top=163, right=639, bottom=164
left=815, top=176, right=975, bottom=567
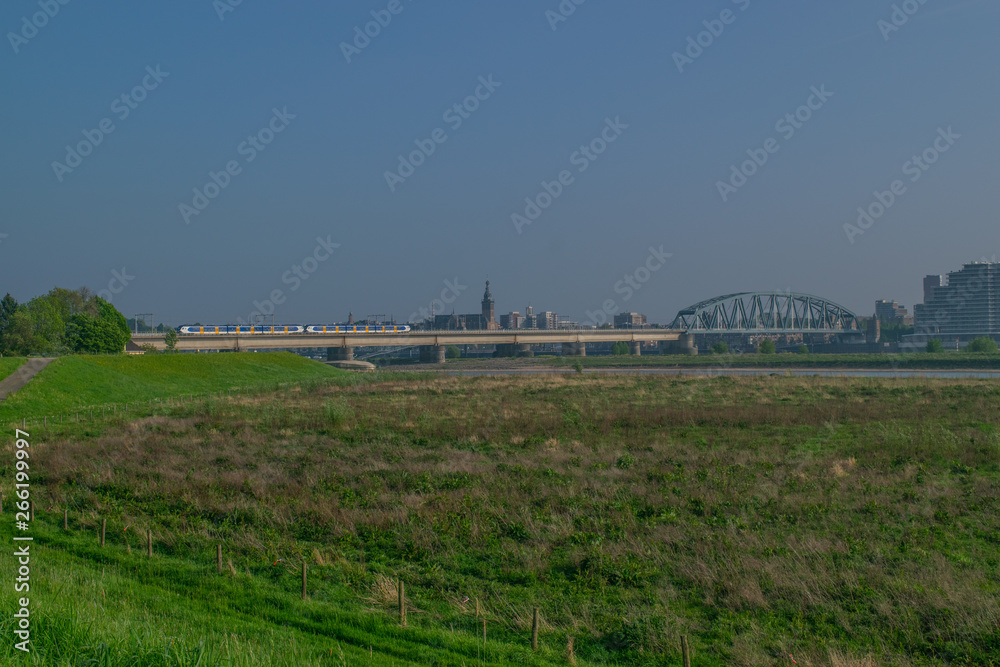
left=131, top=328, right=696, bottom=362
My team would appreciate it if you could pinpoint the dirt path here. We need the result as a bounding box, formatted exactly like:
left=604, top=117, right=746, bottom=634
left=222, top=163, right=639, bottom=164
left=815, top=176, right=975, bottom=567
left=0, top=358, right=54, bottom=401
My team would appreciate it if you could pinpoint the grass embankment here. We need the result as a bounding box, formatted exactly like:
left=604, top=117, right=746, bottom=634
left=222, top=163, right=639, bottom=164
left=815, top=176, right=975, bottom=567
left=0, top=356, right=27, bottom=381
left=3, top=375, right=1000, bottom=665
left=548, top=352, right=1000, bottom=370
left=0, top=352, right=342, bottom=424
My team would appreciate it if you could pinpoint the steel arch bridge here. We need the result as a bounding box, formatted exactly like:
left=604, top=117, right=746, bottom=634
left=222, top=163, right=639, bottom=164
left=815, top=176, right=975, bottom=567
left=669, top=292, right=863, bottom=335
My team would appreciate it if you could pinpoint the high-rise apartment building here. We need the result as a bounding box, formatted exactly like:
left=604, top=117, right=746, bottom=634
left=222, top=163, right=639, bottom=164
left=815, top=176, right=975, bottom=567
left=914, top=263, right=1000, bottom=335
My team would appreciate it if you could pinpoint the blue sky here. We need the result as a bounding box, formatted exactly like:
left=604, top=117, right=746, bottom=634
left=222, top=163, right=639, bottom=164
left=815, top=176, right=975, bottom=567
left=2, top=0, right=998, bottom=325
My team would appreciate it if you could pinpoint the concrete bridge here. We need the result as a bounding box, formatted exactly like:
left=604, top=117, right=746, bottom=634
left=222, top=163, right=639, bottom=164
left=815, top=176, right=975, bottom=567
left=132, top=329, right=694, bottom=362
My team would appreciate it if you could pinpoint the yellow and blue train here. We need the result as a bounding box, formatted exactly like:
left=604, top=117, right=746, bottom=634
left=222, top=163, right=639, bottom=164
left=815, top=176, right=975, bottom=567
left=178, top=324, right=411, bottom=335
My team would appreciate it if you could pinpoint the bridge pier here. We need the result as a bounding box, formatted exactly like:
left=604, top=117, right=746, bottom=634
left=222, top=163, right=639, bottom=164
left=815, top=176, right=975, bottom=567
left=628, top=341, right=641, bottom=356
left=327, top=347, right=354, bottom=361
left=495, top=343, right=532, bottom=358
left=661, top=334, right=697, bottom=355
left=561, top=342, right=586, bottom=357
left=419, top=345, right=446, bottom=364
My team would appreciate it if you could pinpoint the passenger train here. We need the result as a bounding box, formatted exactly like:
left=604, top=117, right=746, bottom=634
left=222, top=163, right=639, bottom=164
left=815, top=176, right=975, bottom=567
left=178, top=324, right=411, bottom=335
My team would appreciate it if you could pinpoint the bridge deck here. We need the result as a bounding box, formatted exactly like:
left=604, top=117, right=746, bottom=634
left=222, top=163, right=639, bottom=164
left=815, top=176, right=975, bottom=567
left=132, top=330, right=687, bottom=351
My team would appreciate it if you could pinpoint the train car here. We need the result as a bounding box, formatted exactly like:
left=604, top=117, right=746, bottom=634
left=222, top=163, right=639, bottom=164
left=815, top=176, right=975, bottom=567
left=178, top=325, right=306, bottom=335
left=305, top=324, right=411, bottom=334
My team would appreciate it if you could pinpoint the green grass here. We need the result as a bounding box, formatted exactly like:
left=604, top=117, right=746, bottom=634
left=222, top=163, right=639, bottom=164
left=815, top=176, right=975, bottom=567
left=0, top=356, right=27, bottom=381
left=546, top=352, right=1000, bottom=370
left=7, top=374, right=1000, bottom=665
left=0, top=352, right=342, bottom=425
left=0, top=519, right=553, bottom=666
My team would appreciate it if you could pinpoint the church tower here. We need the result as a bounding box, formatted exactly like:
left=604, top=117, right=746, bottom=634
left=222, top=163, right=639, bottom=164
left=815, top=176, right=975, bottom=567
left=481, top=280, right=495, bottom=325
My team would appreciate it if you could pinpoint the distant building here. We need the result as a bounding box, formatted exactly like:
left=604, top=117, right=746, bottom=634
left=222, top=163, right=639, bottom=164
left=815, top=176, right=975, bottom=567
left=522, top=305, right=537, bottom=329
left=481, top=281, right=496, bottom=327
left=875, top=300, right=911, bottom=325
left=614, top=312, right=648, bottom=329
left=866, top=317, right=881, bottom=344
left=914, top=262, right=1000, bottom=336
left=537, top=311, right=558, bottom=330
left=432, top=281, right=499, bottom=330
left=500, top=312, right=521, bottom=330
left=923, top=275, right=944, bottom=303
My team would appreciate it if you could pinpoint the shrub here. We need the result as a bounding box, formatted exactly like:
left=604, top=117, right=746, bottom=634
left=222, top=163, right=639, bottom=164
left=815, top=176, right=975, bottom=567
left=710, top=341, right=729, bottom=355
left=926, top=339, right=944, bottom=353
left=445, top=345, right=461, bottom=359
left=757, top=340, right=776, bottom=354
left=967, top=337, right=998, bottom=354
left=611, top=342, right=630, bottom=356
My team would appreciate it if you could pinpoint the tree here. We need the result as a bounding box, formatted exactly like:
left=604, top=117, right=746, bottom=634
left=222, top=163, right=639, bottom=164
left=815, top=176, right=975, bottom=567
left=445, top=345, right=461, bottom=359
left=0, top=293, right=19, bottom=354
left=967, top=337, right=998, bottom=354
left=612, top=341, right=630, bottom=356
left=710, top=341, right=729, bottom=355
left=758, top=340, right=776, bottom=354
left=24, top=295, right=66, bottom=353
left=926, top=339, right=944, bottom=353
left=797, top=345, right=809, bottom=354
left=65, top=297, right=130, bottom=354
left=2, top=310, right=38, bottom=356
left=164, top=328, right=179, bottom=352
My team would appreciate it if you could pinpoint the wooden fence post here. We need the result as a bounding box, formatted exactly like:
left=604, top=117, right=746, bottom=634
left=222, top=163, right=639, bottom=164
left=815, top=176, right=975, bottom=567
left=532, top=608, right=539, bottom=651
left=398, top=580, right=406, bottom=627
left=100, top=518, right=106, bottom=547
left=302, top=561, right=308, bottom=600
left=482, top=618, right=486, bottom=645
left=29, top=500, right=33, bottom=522
left=63, top=509, right=68, bottom=530
left=217, top=544, right=223, bottom=573
left=681, top=635, right=691, bottom=667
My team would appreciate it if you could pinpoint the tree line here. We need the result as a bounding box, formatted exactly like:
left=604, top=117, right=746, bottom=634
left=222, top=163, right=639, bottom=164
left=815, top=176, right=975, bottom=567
left=0, top=288, right=132, bottom=356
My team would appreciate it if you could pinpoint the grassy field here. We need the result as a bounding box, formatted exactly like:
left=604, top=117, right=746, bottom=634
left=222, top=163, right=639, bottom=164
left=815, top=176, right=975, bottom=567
left=0, top=352, right=343, bottom=425
left=543, top=352, right=1000, bottom=370
left=3, top=373, right=998, bottom=665
left=0, top=356, right=27, bottom=381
